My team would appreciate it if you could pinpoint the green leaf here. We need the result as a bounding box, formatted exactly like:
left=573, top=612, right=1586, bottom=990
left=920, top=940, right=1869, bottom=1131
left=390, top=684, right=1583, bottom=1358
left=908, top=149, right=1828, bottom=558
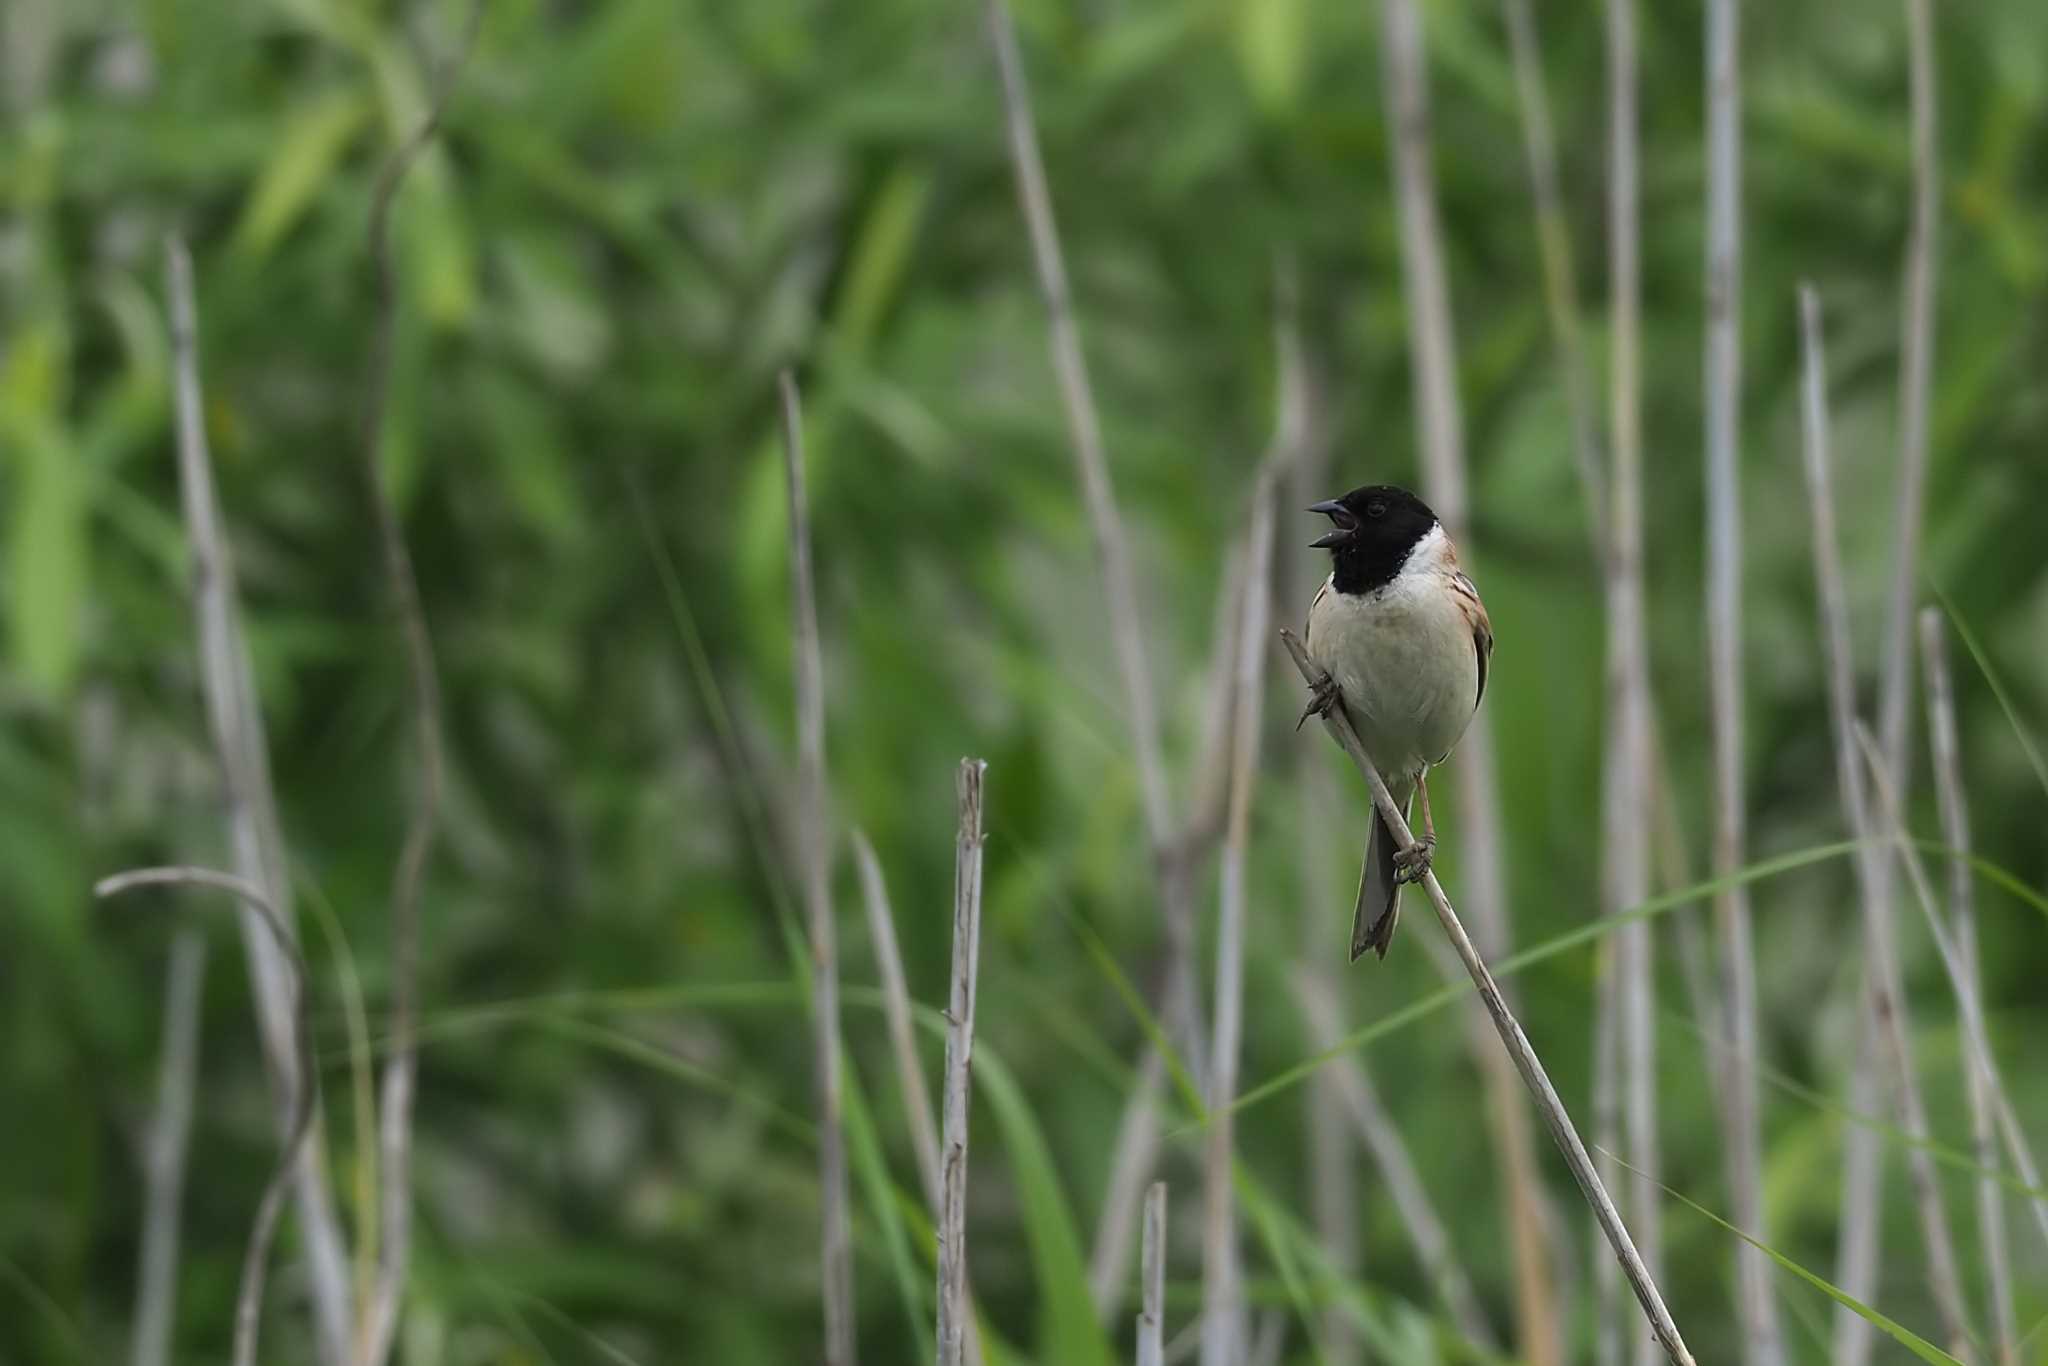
left=974, top=1046, right=1116, bottom=1366
left=1623, top=1157, right=1966, bottom=1366
left=232, top=87, right=371, bottom=257
left=1233, top=0, right=1306, bottom=118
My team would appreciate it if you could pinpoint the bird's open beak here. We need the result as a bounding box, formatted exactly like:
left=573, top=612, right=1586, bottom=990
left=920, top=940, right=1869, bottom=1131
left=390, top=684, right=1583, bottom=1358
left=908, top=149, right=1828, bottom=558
left=1308, top=499, right=1353, bottom=548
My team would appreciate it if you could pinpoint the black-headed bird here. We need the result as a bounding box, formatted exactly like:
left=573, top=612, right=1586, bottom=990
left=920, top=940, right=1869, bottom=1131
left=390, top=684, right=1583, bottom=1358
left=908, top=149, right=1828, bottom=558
left=1302, top=484, right=1493, bottom=960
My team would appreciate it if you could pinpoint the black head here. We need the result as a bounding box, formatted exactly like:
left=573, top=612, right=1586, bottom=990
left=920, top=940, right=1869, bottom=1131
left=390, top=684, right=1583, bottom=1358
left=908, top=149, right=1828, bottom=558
left=1308, top=484, right=1439, bottom=594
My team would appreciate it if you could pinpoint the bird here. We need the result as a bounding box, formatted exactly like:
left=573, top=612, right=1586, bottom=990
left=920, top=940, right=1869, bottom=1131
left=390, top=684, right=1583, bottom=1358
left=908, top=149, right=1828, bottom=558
left=1300, top=483, right=1493, bottom=960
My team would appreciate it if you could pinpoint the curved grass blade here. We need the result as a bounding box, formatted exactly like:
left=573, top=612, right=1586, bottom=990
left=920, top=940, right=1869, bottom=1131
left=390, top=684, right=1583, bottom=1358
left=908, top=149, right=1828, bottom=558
left=1209, top=840, right=1859, bottom=1126
left=1930, top=583, right=2048, bottom=798
left=1606, top=1151, right=1964, bottom=1366
left=843, top=1051, right=937, bottom=1361
left=974, top=1046, right=1117, bottom=1366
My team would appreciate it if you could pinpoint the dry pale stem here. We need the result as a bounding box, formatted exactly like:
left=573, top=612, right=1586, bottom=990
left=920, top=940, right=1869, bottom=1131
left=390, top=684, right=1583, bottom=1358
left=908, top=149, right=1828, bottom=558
left=937, top=760, right=989, bottom=1366
left=164, top=236, right=353, bottom=1366
left=1798, top=286, right=1974, bottom=1358
left=781, top=370, right=857, bottom=1366
left=1282, top=630, right=1694, bottom=1365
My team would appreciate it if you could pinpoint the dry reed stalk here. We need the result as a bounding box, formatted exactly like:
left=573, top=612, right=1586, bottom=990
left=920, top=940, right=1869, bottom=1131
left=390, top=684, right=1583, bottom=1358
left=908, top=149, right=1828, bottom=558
left=1199, top=473, right=1276, bottom=1366
left=1499, top=0, right=1604, bottom=538
left=984, top=4, right=1223, bottom=1311
left=1701, top=2, right=1781, bottom=1359
left=1138, top=1183, right=1166, bottom=1366
left=1920, top=611, right=2019, bottom=1363
left=1377, top=4, right=1556, bottom=1355
left=96, top=868, right=317, bottom=1366
left=1855, top=724, right=2048, bottom=1256
left=1282, top=306, right=1364, bottom=1366
left=1797, top=286, right=1973, bottom=1357
left=1602, top=5, right=1662, bottom=1361
left=937, top=761, right=989, bottom=1366
left=354, top=10, right=480, bottom=1358
left=130, top=929, right=205, bottom=1366
left=1283, top=630, right=1695, bottom=1364
left=164, top=236, right=353, bottom=1366
left=782, top=371, right=856, bottom=1365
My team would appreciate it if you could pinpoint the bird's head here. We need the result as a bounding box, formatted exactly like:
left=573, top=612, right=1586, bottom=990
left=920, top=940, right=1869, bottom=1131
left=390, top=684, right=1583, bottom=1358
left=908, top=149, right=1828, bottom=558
left=1307, top=484, right=1438, bottom=554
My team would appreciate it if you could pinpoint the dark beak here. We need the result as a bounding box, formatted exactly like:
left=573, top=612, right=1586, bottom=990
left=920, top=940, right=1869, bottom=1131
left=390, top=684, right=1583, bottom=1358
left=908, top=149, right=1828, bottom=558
left=1308, top=499, right=1352, bottom=549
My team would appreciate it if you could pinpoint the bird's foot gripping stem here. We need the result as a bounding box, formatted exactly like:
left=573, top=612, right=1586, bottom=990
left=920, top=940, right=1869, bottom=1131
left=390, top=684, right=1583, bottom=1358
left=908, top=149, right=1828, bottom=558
left=1391, top=835, right=1436, bottom=885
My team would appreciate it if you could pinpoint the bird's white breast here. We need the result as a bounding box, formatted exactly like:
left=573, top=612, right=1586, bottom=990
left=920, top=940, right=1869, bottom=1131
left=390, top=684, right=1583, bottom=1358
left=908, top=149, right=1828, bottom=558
left=1305, top=526, right=1480, bottom=779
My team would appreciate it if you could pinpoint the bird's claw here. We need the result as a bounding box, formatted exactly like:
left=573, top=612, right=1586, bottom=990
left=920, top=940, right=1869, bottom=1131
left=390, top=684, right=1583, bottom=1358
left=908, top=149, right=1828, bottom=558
left=1392, top=835, right=1436, bottom=885
left=1297, top=675, right=1342, bottom=731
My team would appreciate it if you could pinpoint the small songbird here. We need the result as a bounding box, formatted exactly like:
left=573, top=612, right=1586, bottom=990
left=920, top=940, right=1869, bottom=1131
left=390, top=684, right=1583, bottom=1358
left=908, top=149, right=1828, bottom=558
left=1302, top=484, right=1493, bottom=960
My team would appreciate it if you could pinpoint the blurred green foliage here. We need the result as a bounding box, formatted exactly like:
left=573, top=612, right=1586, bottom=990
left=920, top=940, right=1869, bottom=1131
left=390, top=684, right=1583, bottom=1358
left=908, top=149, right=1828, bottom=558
left=2, top=0, right=2046, bottom=1361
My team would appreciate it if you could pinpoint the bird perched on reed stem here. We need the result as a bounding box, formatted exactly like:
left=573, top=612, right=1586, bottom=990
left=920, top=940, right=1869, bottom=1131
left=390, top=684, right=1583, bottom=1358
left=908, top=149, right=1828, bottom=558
left=1301, top=484, right=1493, bottom=959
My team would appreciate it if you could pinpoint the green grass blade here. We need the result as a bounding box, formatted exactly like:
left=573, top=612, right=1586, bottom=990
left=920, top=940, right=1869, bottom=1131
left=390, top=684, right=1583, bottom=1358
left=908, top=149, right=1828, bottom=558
left=1610, top=1153, right=1965, bottom=1366
left=843, top=1052, right=937, bottom=1361
left=1208, top=840, right=1859, bottom=1126
left=1931, top=583, right=2048, bottom=798
left=974, top=1044, right=1117, bottom=1366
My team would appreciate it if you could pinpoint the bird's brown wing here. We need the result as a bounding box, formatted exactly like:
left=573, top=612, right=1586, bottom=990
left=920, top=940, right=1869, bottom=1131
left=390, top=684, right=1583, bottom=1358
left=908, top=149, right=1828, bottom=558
left=1452, top=570, right=1493, bottom=708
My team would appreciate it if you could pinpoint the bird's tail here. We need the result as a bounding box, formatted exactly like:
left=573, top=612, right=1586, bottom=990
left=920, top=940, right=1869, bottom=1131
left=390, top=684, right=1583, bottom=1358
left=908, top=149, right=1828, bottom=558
left=1350, top=781, right=1415, bottom=962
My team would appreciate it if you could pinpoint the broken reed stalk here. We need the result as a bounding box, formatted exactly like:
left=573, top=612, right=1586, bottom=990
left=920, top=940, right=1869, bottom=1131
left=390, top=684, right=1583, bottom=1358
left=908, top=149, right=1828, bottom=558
left=853, top=831, right=986, bottom=1366
left=1602, top=5, right=1663, bottom=1363
left=1296, top=973, right=1496, bottom=1350
left=937, top=760, right=989, bottom=1366
left=984, top=2, right=1223, bottom=1310
left=781, top=371, right=856, bottom=1366
left=96, top=868, right=316, bottom=1366
left=1701, top=3, right=1781, bottom=1361
left=1137, top=1182, right=1166, bottom=1366
left=1377, top=4, right=1557, bottom=1357
left=130, top=928, right=205, bottom=1366
left=1199, top=472, right=1276, bottom=1366
left=355, top=9, right=479, bottom=1359
left=1281, top=630, right=1694, bottom=1364
left=1919, top=612, right=2020, bottom=1364
left=164, top=236, right=354, bottom=1366
left=1796, top=286, right=1974, bottom=1358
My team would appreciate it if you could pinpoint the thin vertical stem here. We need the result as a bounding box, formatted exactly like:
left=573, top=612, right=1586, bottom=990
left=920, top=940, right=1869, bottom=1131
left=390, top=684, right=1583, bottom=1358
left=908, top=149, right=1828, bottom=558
left=1834, top=1022, right=1885, bottom=1366
left=164, top=236, right=352, bottom=1366
left=783, top=370, right=856, bottom=1366
left=1604, top=5, right=1661, bottom=1363
left=1377, top=8, right=1556, bottom=1359
left=130, top=930, right=206, bottom=1366
left=1875, top=0, right=1941, bottom=813
left=1796, top=287, right=1974, bottom=1359
left=985, top=4, right=1211, bottom=1308
left=1856, top=724, right=2048, bottom=1256
left=937, top=760, right=989, bottom=1366
left=1921, top=611, right=2019, bottom=1365
left=354, top=10, right=478, bottom=1358
left=1200, top=474, right=1276, bottom=1366
left=983, top=0, right=1168, bottom=845
left=1499, top=0, right=1605, bottom=540
left=1285, top=318, right=1363, bottom=1366
left=1137, top=1183, right=1166, bottom=1366
left=1702, top=2, right=1780, bottom=1360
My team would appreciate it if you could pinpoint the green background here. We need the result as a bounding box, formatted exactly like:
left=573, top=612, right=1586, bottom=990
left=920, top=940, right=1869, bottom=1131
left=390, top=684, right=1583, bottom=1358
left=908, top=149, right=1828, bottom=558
left=3, top=0, right=2045, bottom=1361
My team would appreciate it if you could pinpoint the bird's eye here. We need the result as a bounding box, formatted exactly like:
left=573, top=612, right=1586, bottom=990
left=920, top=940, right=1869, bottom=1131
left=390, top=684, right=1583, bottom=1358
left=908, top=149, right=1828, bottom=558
left=1367, top=500, right=1387, bottom=518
